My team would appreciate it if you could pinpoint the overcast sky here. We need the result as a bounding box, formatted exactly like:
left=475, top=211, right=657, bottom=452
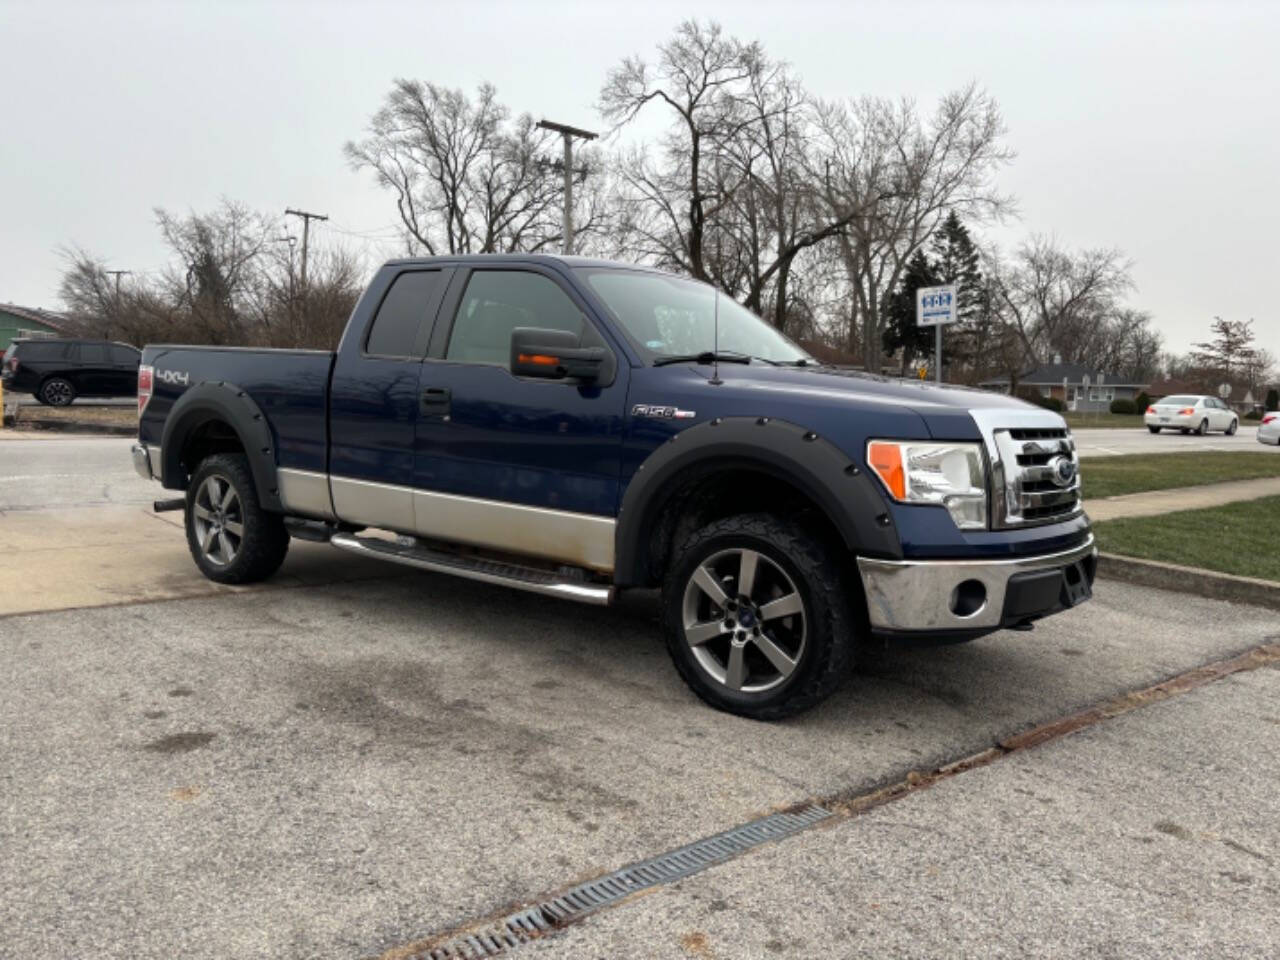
left=2, top=0, right=1276, bottom=358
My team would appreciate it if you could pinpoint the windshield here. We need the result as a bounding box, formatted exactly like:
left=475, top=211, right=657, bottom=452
left=577, top=268, right=811, bottom=365
left=1160, top=395, right=1200, bottom=405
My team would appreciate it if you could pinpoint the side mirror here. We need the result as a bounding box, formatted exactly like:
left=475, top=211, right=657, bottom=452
left=510, top=327, right=604, bottom=382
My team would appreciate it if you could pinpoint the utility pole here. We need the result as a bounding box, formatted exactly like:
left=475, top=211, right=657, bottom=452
left=536, top=120, right=597, bottom=255
left=284, top=208, right=328, bottom=291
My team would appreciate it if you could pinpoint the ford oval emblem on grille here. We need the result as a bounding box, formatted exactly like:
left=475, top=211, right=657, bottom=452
left=1048, top=455, right=1076, bottom=488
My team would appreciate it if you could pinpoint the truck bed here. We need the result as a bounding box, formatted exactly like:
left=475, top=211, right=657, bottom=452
left=138, top=345, right=335, bottom=475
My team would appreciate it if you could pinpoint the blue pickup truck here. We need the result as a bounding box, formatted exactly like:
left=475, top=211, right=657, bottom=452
left=132, top=255, right=1095, bottom=718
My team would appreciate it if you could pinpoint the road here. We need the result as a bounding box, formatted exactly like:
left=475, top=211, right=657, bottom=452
left=1073, top=425, right=1275, bottom=457
left=1, top=435, right=1277, bottom=959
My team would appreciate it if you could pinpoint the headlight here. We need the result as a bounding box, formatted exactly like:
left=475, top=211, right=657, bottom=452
left=866, top=440, right=987, bottom=530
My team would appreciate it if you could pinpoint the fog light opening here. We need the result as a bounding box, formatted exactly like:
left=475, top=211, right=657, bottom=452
left=950, top=579, right=987, bottom=619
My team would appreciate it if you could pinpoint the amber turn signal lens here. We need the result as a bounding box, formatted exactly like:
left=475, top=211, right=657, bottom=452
left=867, top=441, right=906, bottom=500
left=518, top=353, right=560, bottom=366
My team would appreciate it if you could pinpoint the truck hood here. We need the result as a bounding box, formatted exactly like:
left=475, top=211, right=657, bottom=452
left=676, top=363, right=1058, bottom=442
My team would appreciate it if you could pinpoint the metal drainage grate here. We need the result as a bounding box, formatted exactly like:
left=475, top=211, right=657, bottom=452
left=409, top=804, right=831, bottom=958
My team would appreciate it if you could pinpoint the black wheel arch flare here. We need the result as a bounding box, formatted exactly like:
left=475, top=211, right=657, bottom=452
left=159, top=381, right=283, bottom=512
left=614, top=416, right=903, bottom=587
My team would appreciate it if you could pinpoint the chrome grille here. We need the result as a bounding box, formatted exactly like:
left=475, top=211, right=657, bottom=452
left=992, top=426, right=1082, bottom=527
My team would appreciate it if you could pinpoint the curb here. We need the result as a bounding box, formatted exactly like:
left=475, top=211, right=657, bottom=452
left=1097, top=552, right=1280, bottom=611
left=6, top=419, right=136, bottom=437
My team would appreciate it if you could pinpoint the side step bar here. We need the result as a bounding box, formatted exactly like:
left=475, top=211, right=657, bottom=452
left=328, top=533, right=615, bottom=606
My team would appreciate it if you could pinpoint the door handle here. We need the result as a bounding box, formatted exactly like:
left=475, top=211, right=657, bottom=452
left=420, top=386, right=451, bottom=417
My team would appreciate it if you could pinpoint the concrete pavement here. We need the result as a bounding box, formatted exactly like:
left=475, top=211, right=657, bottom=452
left=528, top=664, right=1280, bottom=960
left=4, top=434, right=1280, bottom=959
left=1086, top=475, right=1280, bottom=522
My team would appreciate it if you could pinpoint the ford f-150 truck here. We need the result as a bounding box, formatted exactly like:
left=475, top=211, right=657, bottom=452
left=132, top=255, right=1095, bottom=719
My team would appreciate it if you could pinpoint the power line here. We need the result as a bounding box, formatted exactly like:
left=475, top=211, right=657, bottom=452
left=284, top=208, right=328, bottom=291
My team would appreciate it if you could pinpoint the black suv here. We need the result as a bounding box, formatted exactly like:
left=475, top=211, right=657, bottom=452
left=1, top=338, right=140, bottom=405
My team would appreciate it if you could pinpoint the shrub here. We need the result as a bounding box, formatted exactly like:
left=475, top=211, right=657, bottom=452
left=1245, top=409, right=1262, bottom=421
left=1015, top=388, right=1064, bottom=412
left=1109, top=398, right=1137, bottom=415
left=1134, top=391, right=1151, bottom=412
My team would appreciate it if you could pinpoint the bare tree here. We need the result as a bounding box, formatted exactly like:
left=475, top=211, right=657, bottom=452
left=346, top=80, right=600, bottom=256
left=601, top=21, right=762, bottom=285
left=993, top=236, right=1133, bottom=368
left=815, top=84, right=1013, bottom=371
left=60, top=201, right=367, bottom=349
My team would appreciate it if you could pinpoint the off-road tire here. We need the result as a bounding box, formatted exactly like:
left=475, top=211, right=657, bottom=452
left=40, top=377, right=76, bottom=406
left=662, top=512, right=855, bottom=720
left=185, top=453, right=289, bottom=584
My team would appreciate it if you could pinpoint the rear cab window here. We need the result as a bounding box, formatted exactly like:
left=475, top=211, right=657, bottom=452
left=364, top=270, right=444, bottom=358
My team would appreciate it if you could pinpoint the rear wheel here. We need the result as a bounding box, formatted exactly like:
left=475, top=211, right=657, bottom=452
left=1147, top=425, right=1160, bottom=434
left=1197, top=419, right=1209, bottom=436
left=185, top=453, right=289, bottom=584
left=40, top=377, right=76, bottom=406
left=662, top=513, right=854, bottom=720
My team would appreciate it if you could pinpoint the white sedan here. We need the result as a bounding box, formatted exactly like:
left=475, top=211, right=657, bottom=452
left=1259, top=412, right=1280, bottom=446
left=1144, top=395, right=1239, bottom=435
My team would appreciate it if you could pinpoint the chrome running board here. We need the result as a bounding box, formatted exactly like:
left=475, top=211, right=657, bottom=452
left=328, top=533, right=614, bottom=606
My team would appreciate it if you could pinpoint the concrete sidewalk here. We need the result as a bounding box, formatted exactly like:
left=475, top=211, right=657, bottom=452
left=1085, top=475, right=1280, bottom=522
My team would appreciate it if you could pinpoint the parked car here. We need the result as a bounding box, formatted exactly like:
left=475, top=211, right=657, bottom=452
left=1258, top=412, right=1280, bottom=446
left=1143, top=395, right=1238, bottom=435
left=130, top=255, right=1096, bottom=719
left=1, top=338, right=140, bottom=405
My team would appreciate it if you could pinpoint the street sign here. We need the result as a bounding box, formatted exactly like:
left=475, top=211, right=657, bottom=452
left=916, top=284, right=957, bottom=385
left=916, top=285, right=958, bottom=327
left=1218, top=383, right=1232, bottom=399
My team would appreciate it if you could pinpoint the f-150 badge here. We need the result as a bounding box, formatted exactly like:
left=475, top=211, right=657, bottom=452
left=632, top=404, right=696, bottom=419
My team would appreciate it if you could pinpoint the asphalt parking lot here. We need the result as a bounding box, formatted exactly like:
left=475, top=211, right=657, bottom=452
left=2, top=434, right=1278, bottom=959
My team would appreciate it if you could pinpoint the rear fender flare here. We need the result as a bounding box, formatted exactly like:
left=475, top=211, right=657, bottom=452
left=159, top=381, right=282, bottom=511
left=613, top=416, right=902, bottom=587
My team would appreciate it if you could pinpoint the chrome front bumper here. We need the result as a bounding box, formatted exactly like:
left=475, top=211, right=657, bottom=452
left=857, top=535, right=1097, bottom=633
left=131, top=442, right=155, bottom=481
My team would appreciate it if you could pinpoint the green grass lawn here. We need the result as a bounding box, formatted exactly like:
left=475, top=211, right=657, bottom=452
left=1093, top=496, right=1280, bottom=582
left=1063, top=413, right=1146, bottom=429
left=1080, top=453, right=1280, bottom=500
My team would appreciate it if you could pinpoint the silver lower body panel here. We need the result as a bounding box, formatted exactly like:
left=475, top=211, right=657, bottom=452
left=857, top=535, right=1097, bottom=632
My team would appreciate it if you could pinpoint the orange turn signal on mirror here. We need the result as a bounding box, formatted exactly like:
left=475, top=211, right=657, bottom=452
left=867, top=441, right=906, bottom=500
left=518, top=353, right=560, bottom=366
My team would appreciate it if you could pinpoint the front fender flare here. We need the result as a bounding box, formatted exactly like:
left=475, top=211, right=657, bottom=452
left=613, top=416, right=902, bottom=586
left=159, top=381, right=282, bottom=511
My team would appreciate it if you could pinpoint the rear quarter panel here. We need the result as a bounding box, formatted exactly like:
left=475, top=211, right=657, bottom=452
left=140, top=346, right=334, bottom=473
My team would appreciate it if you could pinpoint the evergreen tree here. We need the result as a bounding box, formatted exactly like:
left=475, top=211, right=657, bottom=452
left=929, top=211, right=984, bottom=374
left=1267, top=388, right=1279, bottom=412
left=882, top=250, right=942, bottom=375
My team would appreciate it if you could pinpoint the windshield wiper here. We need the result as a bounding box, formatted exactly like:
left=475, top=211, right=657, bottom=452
left=652, top=351, right=752, bottom=367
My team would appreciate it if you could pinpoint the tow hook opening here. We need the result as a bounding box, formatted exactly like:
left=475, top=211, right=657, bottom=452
left=949, top=579, right=987, bottom=619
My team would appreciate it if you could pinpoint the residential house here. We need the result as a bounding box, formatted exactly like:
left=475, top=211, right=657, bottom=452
left=1, top=303, right=75, bottom=351
left=979, top=359, right=1151, bottom=412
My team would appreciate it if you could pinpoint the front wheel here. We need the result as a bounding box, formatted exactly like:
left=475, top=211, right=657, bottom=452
left=662, top=513, right=855, bottom=720
left=1226, top=419, right=1238, bottom=436
left=185, top=453, right=289, bottom=584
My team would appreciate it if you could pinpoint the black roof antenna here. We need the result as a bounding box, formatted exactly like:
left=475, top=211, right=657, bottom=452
left=709, top=286, right=723, bottom=385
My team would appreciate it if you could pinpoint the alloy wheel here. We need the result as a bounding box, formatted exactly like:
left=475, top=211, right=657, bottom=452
left=43, top=381, right=73, bottom=405
left=192, top=474, right=244, bottom=567
left=681, top=547, right=807, bottom=694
